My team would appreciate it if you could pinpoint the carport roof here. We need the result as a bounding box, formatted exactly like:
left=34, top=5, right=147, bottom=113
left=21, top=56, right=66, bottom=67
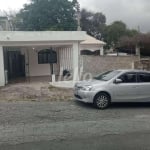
left=0, top=31, right=86, bottom=43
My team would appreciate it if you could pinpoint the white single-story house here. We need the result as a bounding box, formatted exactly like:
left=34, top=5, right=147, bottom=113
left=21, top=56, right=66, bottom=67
left=0, top=31, right=105, bottom=87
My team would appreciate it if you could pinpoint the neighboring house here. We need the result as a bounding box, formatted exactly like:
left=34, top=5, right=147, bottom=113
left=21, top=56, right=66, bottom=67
left=0, top=17, right=11, bottom=31
left=0, top=31, right=105, bottom=87
left=80, top=35, right=106, bottom=55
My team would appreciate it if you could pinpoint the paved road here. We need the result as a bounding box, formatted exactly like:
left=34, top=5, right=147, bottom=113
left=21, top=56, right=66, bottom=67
left=0, top=101, right=150, bottom=150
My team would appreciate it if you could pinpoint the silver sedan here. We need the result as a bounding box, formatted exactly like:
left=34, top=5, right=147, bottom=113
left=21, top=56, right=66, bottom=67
left=74, top=70, right=150, bottom=109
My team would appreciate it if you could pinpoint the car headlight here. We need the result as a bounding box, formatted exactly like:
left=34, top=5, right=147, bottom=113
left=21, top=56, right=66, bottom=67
left=81, top=85, right=93, bottom=91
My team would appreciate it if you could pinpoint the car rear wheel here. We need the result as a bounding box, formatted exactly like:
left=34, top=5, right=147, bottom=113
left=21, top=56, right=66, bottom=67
left=94, top=93, right=110, bottom=109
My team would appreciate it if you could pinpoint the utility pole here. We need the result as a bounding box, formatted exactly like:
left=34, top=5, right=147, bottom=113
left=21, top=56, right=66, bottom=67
left=74, top=0, right=81, bottom=31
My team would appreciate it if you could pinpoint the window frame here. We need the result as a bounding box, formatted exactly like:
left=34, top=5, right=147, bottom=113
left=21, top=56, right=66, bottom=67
left=137, top=72, right=150, bottom=83
left=117, top=72, right=138, bottom=83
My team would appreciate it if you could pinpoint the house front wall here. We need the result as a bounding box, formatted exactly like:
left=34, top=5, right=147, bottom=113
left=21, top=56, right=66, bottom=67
left=0, top=42, right=80, bottom=86
left=20, top=46, right=74, bottom=77
left=0, top=31, right=86, bottom=86
left=20, top=47, right=60, bottom=77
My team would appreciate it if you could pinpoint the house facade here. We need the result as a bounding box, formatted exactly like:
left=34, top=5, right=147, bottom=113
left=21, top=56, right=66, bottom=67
left=0, top=31, right=105, bottom=87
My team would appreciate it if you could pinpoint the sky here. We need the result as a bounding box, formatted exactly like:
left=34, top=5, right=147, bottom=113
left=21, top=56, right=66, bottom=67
left=0, top=0, right=149, bottom=33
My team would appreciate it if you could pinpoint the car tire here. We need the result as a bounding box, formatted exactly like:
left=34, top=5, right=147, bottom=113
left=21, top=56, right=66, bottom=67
left=93, top=92, right=111, bottom=109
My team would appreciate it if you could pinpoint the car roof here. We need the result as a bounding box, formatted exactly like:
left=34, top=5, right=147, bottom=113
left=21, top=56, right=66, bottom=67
left=116, top=69, right=150, bottom=73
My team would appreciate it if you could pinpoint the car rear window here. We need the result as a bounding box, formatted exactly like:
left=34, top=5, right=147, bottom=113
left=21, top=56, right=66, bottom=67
left=138, top=73, right=150, bottom=82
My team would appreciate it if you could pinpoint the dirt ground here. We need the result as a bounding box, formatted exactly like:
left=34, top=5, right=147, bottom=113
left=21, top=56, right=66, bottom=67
left=0, top=82, right=73, bottom=101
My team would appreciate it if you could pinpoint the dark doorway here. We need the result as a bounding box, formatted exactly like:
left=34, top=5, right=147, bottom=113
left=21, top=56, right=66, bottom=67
left=4, top=51, right=25, bottom=81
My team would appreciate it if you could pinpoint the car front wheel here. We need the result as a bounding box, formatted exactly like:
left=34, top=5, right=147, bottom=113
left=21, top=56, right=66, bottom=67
left=94, top=92, right=111, bottom=109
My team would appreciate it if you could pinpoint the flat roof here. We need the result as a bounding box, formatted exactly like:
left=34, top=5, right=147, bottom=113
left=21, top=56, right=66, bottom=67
left=0, top=31, right=86, bottom=43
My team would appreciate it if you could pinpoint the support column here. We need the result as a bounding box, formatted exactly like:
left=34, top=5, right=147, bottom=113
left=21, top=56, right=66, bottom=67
left=0, top=46, right=5, bottom=86
left=136, top=45, right=141, bottom=59
left=100, top=47, right=104, bottom=56
left=73, top=42, right=79, bottom=81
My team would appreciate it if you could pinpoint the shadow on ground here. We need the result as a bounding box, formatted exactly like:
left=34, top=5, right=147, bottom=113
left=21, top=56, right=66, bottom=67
left=110, top=102, right=150, bottom=109
left=74, top=100, right=150, bottom=110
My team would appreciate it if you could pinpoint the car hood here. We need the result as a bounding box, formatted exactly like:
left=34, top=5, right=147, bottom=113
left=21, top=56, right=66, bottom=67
left=75, top=79, right=106, bottom=87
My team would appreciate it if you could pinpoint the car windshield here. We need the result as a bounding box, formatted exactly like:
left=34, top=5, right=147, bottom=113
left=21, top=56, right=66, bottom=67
left=94, top=70, right=121, bottom=81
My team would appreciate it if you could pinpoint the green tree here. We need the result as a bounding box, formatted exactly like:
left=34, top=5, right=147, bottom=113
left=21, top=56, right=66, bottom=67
left=16, top=0, right=77, bottom=31
left=126, top=29, right=138, bottom=37
left=104, top=21, right=127, bottom=48
left=104, top=21, right=138, bottom=49
left=80, top=9, right=106, bottom=40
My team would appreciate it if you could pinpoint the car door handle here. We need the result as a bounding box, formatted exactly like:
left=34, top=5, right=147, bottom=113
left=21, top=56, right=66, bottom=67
left=132, top=86, right=138, bottom=88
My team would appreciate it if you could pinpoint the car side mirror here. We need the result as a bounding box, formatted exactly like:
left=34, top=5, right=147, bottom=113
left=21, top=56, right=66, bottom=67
left=114, top=78, right=122, bottom=84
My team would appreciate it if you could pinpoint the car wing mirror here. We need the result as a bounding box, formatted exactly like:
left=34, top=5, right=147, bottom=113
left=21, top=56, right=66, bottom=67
left=114, top=78, right=122, bottom=84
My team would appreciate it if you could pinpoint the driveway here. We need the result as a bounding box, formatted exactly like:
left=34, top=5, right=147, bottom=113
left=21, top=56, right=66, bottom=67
left=0, top=82, right=73, bottom=101
left=0, top=101, right=150, bottom=149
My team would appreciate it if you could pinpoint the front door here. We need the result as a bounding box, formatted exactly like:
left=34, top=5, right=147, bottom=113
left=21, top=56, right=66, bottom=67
left=7, top=51, right=25, bottom=80
left=137, top=72, right=150, bottom=101
left=112, top=72, right=138, bottom=101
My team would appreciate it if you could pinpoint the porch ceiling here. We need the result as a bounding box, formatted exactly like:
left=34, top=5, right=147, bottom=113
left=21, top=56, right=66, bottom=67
left=1, top=41, right=74, bottom=47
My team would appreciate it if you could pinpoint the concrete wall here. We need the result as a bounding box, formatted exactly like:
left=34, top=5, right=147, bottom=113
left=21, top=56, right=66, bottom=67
left=134, top=59, right=150, bottom=71
left=80, top=55, right=139, bottom=76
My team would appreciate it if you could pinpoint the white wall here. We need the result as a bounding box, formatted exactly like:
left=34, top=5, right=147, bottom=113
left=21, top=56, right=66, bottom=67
left=29, top=48, right=50, bottom=76
left=20, top=46, right=74, bottom=77
left=21, top=47, right=60, bottom=77
left=21, top=44, right=99, bottom=77
left=0, top=46, right=5, bottom=86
